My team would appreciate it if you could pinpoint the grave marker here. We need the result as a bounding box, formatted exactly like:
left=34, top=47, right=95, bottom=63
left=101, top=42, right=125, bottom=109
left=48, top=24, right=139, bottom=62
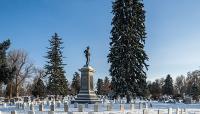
left=120, top=104, right=124, bottom=112
left=39, top=103, right=44, bottom=111
left=94, top=103, right=99, bottom=112
left=64, top=102, right=68, bottom=112
left=168, top=108, right=172, bottom=114
left=78, top=104, right=83, bottom=112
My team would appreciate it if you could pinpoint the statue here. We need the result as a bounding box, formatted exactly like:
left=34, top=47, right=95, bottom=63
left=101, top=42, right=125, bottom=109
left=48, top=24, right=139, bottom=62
left=84, top=46, right=90, bottom=66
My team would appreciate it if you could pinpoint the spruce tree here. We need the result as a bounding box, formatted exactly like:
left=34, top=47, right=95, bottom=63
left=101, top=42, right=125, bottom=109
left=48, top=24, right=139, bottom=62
left=32, top=78, right=46, bottom=97
left=0, top=39, right=15, bottom=84
left=108, top=0, right=148, bottom=98
left=162, top=74, right=173, bottom=96
left=45, top=33, right=68, bottom=96
left=190, top=82, right=199, bottom=100
left=71, top=72, right=81, bottom=95
left=96, top=78, right=103, bottom=95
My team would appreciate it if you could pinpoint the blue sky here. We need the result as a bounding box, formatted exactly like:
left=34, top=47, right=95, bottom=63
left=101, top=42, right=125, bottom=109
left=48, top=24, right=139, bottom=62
left=1, top=0, right=200, bottom=82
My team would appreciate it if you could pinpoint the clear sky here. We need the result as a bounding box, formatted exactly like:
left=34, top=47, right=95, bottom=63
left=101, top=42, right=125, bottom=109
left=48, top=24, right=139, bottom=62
left=1, top=0, right=200, bottom=82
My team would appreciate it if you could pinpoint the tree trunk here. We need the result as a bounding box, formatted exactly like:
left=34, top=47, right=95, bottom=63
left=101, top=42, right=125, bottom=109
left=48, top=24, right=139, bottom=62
left=9, top=81, right=13, bottom=99
left=126, top=94, right=131, bottom=104
left=0, top=83, right=2, bottom=96
left=16, top=76, right=19, bottom=97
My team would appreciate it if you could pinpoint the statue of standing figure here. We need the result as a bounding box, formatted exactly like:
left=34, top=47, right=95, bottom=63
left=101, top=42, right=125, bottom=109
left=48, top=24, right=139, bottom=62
left=84, top=46, right=90, bottom=66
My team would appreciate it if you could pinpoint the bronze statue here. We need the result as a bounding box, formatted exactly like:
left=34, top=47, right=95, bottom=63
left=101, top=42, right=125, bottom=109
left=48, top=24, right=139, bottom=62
left=84, top=46, right=90, bottom=66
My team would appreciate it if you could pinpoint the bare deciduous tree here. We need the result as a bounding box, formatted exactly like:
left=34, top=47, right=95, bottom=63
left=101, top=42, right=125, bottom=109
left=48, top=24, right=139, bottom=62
left=174, top=75, right=186, bottom=96
left=7, top=49, right=34, bottom=97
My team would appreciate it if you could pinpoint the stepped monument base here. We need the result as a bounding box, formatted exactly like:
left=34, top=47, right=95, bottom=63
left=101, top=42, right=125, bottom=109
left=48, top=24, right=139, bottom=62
left=71, top=65, right=100, bottom=104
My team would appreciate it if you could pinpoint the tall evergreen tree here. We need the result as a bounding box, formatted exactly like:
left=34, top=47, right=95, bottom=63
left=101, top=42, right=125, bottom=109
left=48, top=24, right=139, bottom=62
left=191, top=82, right=199, bottom=100
left=32, top=78, right=46, bottom=97
left=71, top=72, right=81, bottom=95
left=96, top=78, right=103, bottom=95
left=108, top=0, right=148, bottom=98
left=45, top=33, right=68, bottom=96
left=0, top=39, right=15, bottom=84
left=0, top=39, right=16, bottom=98
left=162, top=74, right=174, bottom=96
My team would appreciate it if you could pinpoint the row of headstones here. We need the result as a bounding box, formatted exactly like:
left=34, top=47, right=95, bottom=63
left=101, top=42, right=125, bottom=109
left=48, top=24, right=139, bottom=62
left=28, top=103, right=135, bottom=112
left=143, top=108, right=188, bottom=114
left=1, top=108, right=189, bottom=114
left=12, top=101, right=148, bottom=113
left=24, top=101, right=147, bottom=110
left=73, top=103, right=135, bottom=112
left=101, top=98, right=138, bottom=104
left=101, top=102, right=148, bottom=109
left=28, top=102, right=147, bottom=112
left=29, top=102, right=68, bottom=112
left=14, top=101, right=64, bottom=110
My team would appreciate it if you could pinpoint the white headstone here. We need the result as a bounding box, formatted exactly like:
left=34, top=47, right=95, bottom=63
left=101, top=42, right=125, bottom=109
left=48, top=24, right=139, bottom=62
left=127, top=112, right=133, bottom=114
left=144, top=102, right=148, bottom=109
left=74, top=102, right=78, bottom=108
left=28, top=111, right=35, bottom=114
left=48, top=111, right=54, bottom=114
left=143, top=109, right=148, bottom=114
left=85, top=103, right=88, bottom=108
left=181, top=109, right=184, bottom=114
left=22, top=103, right=25, bottom=110
left=3, top=103, right=6, bottom=108
left=184, top=108, right=187, bottom=114
left=16, top=103, right=20, bottom=109
left=120, top=104, right=124, bottom=112
left=94, top=103, right=99, bottom=112
left=11, top=111, right=17, bottom=114
left=158, top=109, right=162, bottom=114
left=130, top=103, right=134, bottom=111
left=176, top=108, right=180, bottom=114
left=139, top=102, right=142, bottom=109
left=113, top=99, right=116, bottom=104
left=168, top=108, right=172, bottom=114
left=107, top=103, right=112, bottom=111
left=47, top=101, right=50, bottom=106
left=56, top=102, right=60, bottom=108
left=78, top=104, right=83, bottom=112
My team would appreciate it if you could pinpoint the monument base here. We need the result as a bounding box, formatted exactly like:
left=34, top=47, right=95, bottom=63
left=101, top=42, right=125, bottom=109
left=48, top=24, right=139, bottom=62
left=71, top=89, right=101, bottom=104
left=71, top=65, right=100, bottom=104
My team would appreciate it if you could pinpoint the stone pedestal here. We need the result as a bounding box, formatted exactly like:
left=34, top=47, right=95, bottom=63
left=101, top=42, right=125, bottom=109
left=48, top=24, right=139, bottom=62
left=72, top=65, right=100, bottom=104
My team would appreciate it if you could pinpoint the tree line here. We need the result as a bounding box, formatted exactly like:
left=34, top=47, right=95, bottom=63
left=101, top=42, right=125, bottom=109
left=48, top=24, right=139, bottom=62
left=148, top=71, right=200, bottom=101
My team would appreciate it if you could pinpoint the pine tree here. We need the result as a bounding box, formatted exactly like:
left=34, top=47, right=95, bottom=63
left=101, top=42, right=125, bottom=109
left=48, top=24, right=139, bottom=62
left=32, top=78, right=46, bottom=97
left=190, top=82, right=199, bottom=101
left=45, top=33, right=68, bottom=96
left=96, top=78, right=103, bottom=95
left=71, top=72, right=81, bottom=95
left=108, top=0, right=148, bottom=98
left=162, top=74, right=174, bottom=96
left=0, top=39, right=15, bottom=84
